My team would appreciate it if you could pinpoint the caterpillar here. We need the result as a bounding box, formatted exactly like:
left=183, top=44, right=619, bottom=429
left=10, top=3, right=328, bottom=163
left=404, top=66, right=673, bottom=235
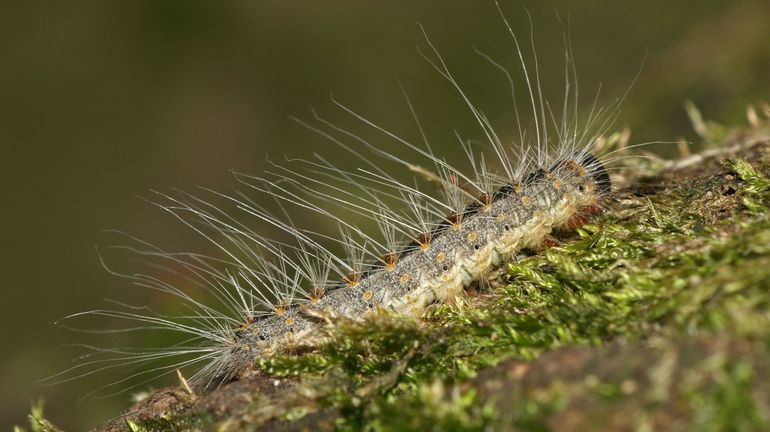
left=46, top=3, right=632, bottom=407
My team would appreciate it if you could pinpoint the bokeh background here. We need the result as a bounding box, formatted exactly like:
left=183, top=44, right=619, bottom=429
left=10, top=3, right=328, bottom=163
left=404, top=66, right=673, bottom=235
left=3, top=1, right=769, bottom=429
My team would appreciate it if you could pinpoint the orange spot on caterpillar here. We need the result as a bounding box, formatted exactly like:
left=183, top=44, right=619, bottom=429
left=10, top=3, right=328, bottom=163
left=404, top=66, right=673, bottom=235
left=274, top=299, right=294, bottom=316
left=514, top=182, right=524, bottom=194
left=467, top=232, right=477, bottom=242
left=563, top=159, right=587, bottom=177
left=285, top=318, right=295, bottom=327
left=417, top=233, right=432, bottom=250
left=362, top=290, right=373, bottom=301
left=496, top=212, right=506, bottom=222
left=400, top=273, right=410, bottom=284
left=379, top=253, right=398, bottom=271
left=436, top=252, right=446, bottom=263
left=238, top=316, right=256, bottom=330
left=521, top=196, right=531, bottom=206
left=552, top=180, right=561, bottom=190
left=343, top=272, right=361, bottom=288
left=308, top=287, right=325, bottom=303
left=446, top=213, right=462, bottom=229
left=478, top=192, right=492, bottom=208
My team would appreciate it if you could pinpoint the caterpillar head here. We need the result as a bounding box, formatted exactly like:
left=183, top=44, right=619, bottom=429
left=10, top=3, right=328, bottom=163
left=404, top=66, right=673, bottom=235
left=577, top=153, right=611, bottom=195
left=553, top=152, right=611, bottom=213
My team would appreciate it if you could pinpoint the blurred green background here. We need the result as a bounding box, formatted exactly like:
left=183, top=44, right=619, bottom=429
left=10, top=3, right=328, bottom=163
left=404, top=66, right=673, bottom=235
left=2, top=1, right=769, bottom=429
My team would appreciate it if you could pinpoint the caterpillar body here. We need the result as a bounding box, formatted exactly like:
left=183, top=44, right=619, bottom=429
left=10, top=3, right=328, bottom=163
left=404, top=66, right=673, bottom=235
left=218, top=151, right=610, bottom=382
left=50, top=6, right=627, bottom=401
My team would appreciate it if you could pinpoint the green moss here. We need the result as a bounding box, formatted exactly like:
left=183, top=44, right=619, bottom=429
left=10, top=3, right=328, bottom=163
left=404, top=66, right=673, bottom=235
left=126, top=414, right=214, bottom=432
left=685, top=358, right=770, bottom=431
left=365, top=384, right=497, bottom=432
left=15, top=401, right=63, bottom=432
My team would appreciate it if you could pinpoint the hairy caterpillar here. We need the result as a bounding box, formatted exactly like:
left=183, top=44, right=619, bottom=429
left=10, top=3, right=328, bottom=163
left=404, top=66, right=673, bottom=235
left=45, top=4, right=632, bottom=406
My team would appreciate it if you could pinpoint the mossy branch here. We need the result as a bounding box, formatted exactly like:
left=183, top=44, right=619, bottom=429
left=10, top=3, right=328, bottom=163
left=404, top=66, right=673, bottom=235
left=27, top=114, right=770, bottom=432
